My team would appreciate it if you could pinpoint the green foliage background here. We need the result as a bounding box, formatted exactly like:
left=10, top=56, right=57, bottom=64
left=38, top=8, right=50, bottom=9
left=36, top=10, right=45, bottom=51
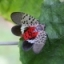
left=0, top=0, right=42, bottom=20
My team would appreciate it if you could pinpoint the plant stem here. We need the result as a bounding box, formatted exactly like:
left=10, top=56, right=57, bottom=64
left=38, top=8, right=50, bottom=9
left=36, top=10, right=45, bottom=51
left=0, top=41, right=18, bottom=45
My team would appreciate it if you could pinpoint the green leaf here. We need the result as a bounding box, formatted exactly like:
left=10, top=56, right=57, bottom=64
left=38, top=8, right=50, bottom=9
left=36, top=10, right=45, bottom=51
left=19, top=0, right=64, bottom=64
left=0, top=0, right=42, bottom=20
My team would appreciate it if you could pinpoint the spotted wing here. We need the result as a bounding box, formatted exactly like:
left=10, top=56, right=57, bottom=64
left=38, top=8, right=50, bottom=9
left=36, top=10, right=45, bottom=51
left=11, top=12, right=39, bottom=26
left=32, top=30, right=47, bottom=54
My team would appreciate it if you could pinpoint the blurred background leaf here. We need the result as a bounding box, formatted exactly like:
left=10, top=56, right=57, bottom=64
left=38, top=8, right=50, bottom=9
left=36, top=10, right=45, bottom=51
left=0, top=0, right=43, bottom=21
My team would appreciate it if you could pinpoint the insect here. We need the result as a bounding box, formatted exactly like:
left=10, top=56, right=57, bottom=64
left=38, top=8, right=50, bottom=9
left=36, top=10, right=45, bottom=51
left=11, top=12, right=47, bottom=54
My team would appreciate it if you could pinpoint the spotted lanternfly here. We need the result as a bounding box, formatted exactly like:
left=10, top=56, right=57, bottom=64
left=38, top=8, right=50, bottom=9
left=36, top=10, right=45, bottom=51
left=11, top=12, right=47, bottom=54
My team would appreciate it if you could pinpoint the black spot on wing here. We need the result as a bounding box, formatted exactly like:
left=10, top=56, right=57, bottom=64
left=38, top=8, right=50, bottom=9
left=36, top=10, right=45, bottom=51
left=29, top=17, right=31, bottom=20
left=32, top=18, right=35, bottom=21
left=26, top=20, right=28, bottom=24
left=22, top=15, right=26, bottom=19
left=29, top=15, right=33, bottom=20
left=23, top=21, right=25, bottom=24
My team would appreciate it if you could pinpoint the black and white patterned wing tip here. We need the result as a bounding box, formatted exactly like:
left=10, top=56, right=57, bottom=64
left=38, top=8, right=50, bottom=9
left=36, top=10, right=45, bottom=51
left=11, top=12, right=39, bottom=26
left=11, top=12, right=24, bottom=24
left=33, top=31, right=47, bottom=54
